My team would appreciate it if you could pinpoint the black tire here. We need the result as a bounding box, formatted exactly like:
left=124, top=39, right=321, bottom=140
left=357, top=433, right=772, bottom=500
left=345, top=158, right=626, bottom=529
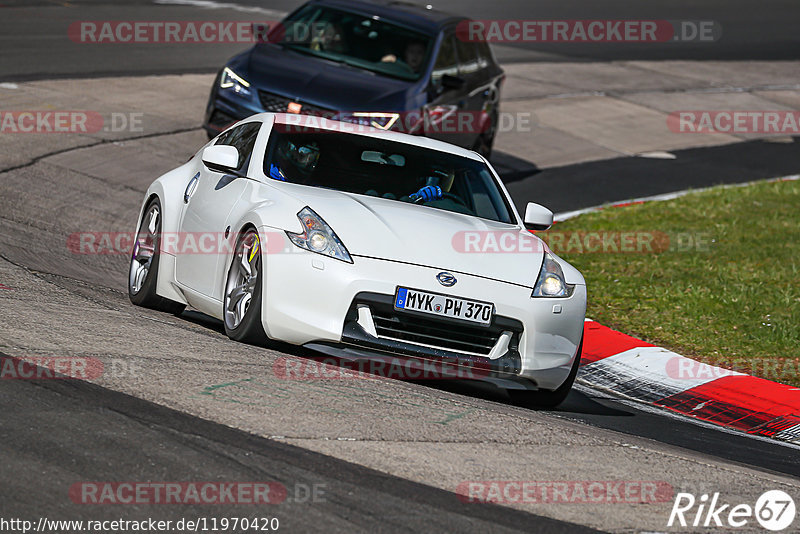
left=223, top=229, right=267, bottom=345
left=128, top=198, right=186, bottom=315
left=508, top=337, right=583, bottom=408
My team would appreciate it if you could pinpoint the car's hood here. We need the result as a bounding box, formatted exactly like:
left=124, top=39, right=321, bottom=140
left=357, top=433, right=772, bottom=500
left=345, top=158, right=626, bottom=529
left=245, top=45, right=415, bottom=110
left=288, top=187, right=543, bottom=288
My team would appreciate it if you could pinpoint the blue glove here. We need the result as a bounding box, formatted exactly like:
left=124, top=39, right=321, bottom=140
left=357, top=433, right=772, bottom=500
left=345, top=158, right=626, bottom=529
left=269, top=163, right=287, bottom=181
left=410, top=185, right=442, bottom=202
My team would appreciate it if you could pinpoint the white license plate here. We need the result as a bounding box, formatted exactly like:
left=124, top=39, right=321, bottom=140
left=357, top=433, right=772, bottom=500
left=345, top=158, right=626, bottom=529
left=394, top=287, right=493, bottom=325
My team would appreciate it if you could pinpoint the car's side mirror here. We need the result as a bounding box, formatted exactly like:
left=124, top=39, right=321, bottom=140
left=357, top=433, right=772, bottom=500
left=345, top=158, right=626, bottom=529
left=202, top=145, right=240, bottom=174
left=441, top=74, right=466, bottom=91
left=524, top=202, right=553, bottom=231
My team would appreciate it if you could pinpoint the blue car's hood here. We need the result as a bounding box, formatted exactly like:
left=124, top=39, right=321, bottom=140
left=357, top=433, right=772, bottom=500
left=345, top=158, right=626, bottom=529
left=242, top=45, right=419, bottom=111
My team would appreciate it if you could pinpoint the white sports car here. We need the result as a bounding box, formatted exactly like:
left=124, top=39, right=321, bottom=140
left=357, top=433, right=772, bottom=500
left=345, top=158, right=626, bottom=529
left=129, top=113, right=586, bottom=406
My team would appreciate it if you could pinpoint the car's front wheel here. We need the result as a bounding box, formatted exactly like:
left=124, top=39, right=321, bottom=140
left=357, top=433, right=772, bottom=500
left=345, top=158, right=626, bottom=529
left=223, top=228, right=267, bottom=345
left=128, top=198, right=186, bottom=315
left=508, top=337, right=583, bottom=408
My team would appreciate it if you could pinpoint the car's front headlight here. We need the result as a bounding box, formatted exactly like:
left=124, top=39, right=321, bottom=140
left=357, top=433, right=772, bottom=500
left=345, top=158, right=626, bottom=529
left=286, top=207, right=353, bottom=263
left=353, top=112, right=400, bottom=130
left=338, top=112, right=401, bottom=130
left=219, top=67, right=252, bottom=97
left=532, top=253, right=574, bottom=298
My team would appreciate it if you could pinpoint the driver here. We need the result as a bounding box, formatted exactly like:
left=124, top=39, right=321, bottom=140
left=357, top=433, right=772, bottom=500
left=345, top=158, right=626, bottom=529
left=408, top=168, right=455, bottom=203
left=269, top=139, right=320, bottom=182
left=380, top=41, right=426, bottom=73
left=310, top=22, right=346, bottom=53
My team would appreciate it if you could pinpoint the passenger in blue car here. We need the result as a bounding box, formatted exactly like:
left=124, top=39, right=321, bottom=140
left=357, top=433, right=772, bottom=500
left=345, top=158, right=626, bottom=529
left=310, top=21, right=347, bottom=54
left=380, top=41, right=427, bottom=74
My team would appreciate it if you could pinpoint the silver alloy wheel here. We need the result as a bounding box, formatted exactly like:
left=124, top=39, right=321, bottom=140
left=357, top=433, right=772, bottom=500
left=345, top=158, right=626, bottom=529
left=129, top=205, right=159, bottom=295
left=224, top=231, right=260, bottom=330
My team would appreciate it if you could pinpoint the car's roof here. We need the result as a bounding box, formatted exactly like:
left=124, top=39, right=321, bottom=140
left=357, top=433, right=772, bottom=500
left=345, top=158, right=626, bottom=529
left=305, top=0, right=466, bottom=35
left=251, top=112, right=484, bottom=162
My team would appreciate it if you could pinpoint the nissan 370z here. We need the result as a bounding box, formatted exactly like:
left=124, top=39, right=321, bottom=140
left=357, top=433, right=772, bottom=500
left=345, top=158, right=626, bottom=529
left=129, top=113, right=586, bottom=406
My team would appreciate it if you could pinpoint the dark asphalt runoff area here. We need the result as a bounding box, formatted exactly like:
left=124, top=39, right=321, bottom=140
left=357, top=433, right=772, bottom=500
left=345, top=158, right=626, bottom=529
left=505, top=136, right=800, bottom=214
left=0, top=354, right=598, bottom=533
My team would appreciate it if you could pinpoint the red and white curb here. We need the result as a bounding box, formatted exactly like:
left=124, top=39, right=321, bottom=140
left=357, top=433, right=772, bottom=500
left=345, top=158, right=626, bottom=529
left=578, top=319, right=800, bottom=445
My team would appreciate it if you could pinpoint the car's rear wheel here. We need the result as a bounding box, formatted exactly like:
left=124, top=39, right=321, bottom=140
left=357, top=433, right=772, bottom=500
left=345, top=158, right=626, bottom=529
left=223, top=228, right=267, bottom=344
left=508, top=337, right=583, bottom=408
left=128, top=198, right=186, bottom=315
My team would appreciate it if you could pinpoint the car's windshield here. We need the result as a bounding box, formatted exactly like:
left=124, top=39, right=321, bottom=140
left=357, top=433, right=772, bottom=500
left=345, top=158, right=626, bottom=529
left=273, top=5, right=433, bottom=81
left=263, top=128, right=515, bottom=224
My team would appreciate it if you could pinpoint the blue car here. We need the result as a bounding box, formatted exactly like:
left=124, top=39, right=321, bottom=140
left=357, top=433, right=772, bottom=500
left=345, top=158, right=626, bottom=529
left=204, top=0, right=505, bottom=156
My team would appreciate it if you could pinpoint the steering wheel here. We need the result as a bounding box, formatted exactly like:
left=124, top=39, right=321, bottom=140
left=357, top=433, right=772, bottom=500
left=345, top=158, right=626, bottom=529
left=440, top=192, right=469, bottom=207
left=413, top=191, right=468, bottom=207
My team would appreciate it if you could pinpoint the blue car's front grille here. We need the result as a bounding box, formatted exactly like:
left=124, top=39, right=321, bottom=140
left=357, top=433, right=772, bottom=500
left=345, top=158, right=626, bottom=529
left=257, top=90, right=333, bottom=116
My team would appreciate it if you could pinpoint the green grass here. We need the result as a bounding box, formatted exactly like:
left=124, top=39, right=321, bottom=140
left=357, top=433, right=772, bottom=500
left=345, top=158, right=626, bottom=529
left=544, top=179, right=800, bottom=386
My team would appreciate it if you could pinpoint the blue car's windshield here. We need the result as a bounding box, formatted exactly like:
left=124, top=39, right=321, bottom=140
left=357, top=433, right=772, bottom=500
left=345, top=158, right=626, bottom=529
left=273, top=5, right=433, bottom=81
left=263, top=128, right=515, bottom=224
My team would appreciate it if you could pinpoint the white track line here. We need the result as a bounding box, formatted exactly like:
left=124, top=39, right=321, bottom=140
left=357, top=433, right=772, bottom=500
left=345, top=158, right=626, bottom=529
left=154, top=0, right=286, bottom=17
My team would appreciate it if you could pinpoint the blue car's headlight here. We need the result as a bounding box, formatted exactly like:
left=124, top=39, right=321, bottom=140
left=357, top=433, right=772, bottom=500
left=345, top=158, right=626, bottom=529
left=286, top=207, right=353, bottom=263
left=219, top=67, right=252, bottom=97
left=532, top=253, right=575, bottom=298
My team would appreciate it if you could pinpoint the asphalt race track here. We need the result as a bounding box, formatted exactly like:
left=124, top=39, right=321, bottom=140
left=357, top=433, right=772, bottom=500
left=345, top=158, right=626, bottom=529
left=2, top=0, right=800, bottom=80
left=1, top=368, right=597, bottom=533
left=1, top=1, right=799, bottom=532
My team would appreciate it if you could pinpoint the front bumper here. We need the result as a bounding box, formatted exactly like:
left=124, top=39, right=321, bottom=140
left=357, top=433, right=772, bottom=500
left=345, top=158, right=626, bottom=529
left=260, top=235, right=586, bottom=390
left=205, top=83, right=337, bottom=136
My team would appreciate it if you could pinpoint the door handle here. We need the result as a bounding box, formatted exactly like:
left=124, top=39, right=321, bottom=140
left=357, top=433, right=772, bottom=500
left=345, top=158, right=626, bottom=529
left=184, top=173, right=200, bottom=204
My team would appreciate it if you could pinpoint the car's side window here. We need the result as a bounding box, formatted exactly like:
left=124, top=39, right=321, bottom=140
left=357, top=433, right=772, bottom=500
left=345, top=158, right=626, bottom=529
left=431, top=33, right=459, bottom=85
left=455, top=38, right=480, bottom=76
left=475, top=41, right=492, bottom=70
left=215, top=122, right=261, bottom=171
